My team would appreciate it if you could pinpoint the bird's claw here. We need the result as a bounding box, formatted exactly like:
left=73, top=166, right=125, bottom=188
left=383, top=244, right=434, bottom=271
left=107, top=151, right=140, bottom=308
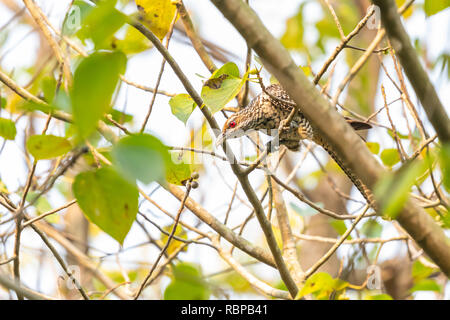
left=280, top=119, right=297, bottom=133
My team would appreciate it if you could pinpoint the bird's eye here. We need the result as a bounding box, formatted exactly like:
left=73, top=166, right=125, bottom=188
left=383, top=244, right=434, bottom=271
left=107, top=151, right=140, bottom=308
left=229, top=121, right=236, bottom=128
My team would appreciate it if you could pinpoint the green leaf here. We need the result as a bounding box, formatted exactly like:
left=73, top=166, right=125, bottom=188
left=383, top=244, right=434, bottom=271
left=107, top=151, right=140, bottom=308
left=360, top=219, right=382, bottom=238
left=108, top=109, right=133, bottom=125
left=424, top=0, right=450, bottom=16
left=169, top=94, right=196, bottom=124
left=111, top=25, right=153, bottom=54
left=82, top=147, right=112, bottom=167
left=436, top=53, right=450, bottom=79
left=76, top=0, right=127, bottom=49
left=71, top=51, right=127, bottom=141
left=40, top=76, right=57, bottom=103
left=440, top=143, right=450, bottom=192
left=93, top=270, right=139, bottom=293
left=316, top=17, right=340, bottom=40
left=330, top=220, right=351, bottom=239
left=0, top=118, right=16, bottom=140
left=26, top=135, right=72, bottom=160
left=216, top=272, right=252, bottom=294
left=380, top=148, right=401, bottom=167
left=72, top=167, right=139, bottom=244
left=18, top=100, right=57, bottom=116
left=62, top=0, right=95, bottom=36
left=166, top=151, right=192, bottom=185
left=366, top=142, right=380, bottom=154
left=191, top=121, right=213, bottom=152
left=25, top=191, right=55, bottom=221
left=0, top=96, right=7, bottom=109
left=201, top=62, right=248, bottom=114
left=410, top=279, right=441, bottom=293
left=412, top=260, right=435, bottom=281
left=52, top=90, right=71, bottom=113
left=375, top=160, right=428, bottom=219
left=441, top=210, right=450, bottom=229
left=296, top=272, right=347, bottom=300
left=280, top=4, right=305, bottom=50
left=365, top=294, right=393, bottom=300
left=111, top=133, right=170, bottom=184
left=164, top=262, right=210, bottom=300
left=0, top=179, right=7, bottom=193
left=387, top=129, right=410, bottom=140
left=212, top=61, right=240, bottom=78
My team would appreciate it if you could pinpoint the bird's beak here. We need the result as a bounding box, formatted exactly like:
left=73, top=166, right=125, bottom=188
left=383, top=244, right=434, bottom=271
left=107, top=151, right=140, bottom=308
left=215, top=132, right=226, bottom=147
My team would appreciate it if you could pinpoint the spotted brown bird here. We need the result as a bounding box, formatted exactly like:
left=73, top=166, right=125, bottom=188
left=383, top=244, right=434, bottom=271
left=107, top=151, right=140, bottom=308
left=215, top=83, right=374, bottom=205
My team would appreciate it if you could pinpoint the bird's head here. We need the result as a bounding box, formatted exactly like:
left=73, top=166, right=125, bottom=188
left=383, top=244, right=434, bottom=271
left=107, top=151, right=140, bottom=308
left=215, top=112, right=251, bottom=147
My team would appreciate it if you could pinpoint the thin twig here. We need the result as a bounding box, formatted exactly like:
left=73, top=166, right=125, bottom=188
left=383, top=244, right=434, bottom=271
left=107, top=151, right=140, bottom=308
left=119, top=76, right=175, bottom=97
left=175, top=0, right=217, bottom=73
left=0, top=272, right=55, bottom=300
left=0, top=255, right=16, bottom=266
left=23, top=0, right=72, bottom=88
left=22, top=200, right=77, bottom=228
left=140, top=12, right=178, bottom=133
left=271, top=174, right=375, bottom=220
left=323, top=0, right=345, bottom=40
left=313, top=6, right=375, bottom=84
left=304, top=205, right=370, bottom=278
left=381, top=84, right=406, bottom=161
left=213, top=237, right=291, bottom=300
left=331, top=0, right=416, bottom=106
left=134, top=183, right=192, bottom=299
left=294, top=233, right=407, bottom=244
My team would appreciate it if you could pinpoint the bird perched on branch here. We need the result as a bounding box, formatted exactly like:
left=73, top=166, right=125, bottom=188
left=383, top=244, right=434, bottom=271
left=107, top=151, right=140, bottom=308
left=215, top=83, right=374, bottom=205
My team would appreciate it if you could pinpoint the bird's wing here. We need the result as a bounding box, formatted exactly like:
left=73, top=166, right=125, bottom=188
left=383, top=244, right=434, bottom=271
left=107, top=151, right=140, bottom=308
left=264, top=84, right=296, bottom=113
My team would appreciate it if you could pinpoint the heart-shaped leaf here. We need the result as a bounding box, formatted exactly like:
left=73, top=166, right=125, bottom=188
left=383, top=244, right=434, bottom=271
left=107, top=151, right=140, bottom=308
left=71, top=51, right=127, bottom=141
left=201, top=62, right=248, bottom=114
left=0, top=118, right=16, bottom=140
left=166, top=151, right=192, bottom=185
left=73, top=167, right=139, bottom=244
left=26, top=135, right=72, bottom=160
left=169, top=94, right=196, bottom=124
left=135, top=0, right=177, bottom=40
left=366, top=142, right=380, bottom=154
left=111, top=133, right=170, bottom=184
left=380, top=148, right=400, bottom=167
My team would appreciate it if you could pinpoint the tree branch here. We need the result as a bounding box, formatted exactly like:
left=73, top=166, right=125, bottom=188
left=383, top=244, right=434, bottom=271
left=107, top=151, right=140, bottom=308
left=0, top=272, right=54, bottom=300
left=131, top=18, right=299, bottom=297
left=271, top=177, right=304, bottom=282
left=164, top=184, right=277, bottom=269
left=209, top=0, right=450, bottom=278
left=212, top=237, right=291, bottom=299
left=372, top=0, right=450, bottom=143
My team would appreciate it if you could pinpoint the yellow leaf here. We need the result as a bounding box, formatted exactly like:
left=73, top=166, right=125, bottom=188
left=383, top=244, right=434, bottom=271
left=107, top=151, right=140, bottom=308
left=396, top=0, right=414, bottom=18
left=161, top=224, right=187, bottom=255
left=135, top=0, right=177, bottom=40
left=6, top=94, right=21, bottom=114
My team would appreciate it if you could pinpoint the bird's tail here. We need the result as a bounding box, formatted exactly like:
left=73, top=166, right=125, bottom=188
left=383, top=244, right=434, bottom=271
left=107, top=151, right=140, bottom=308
left=313, top=135, right=376, bottom=208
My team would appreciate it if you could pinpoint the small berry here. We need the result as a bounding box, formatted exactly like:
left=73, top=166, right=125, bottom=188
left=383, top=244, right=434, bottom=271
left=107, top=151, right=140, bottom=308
left=191, top=181, right=199, bottom=189
left=191, top=172, right=199, bottom=179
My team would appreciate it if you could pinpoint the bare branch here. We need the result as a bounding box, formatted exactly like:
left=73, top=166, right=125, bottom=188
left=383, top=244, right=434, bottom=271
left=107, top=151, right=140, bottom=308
left=209, top=0, right=450, bottom=278
left=372, top=0, right=450, bottom=143
left=0, top=272, right=55, bottom=300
